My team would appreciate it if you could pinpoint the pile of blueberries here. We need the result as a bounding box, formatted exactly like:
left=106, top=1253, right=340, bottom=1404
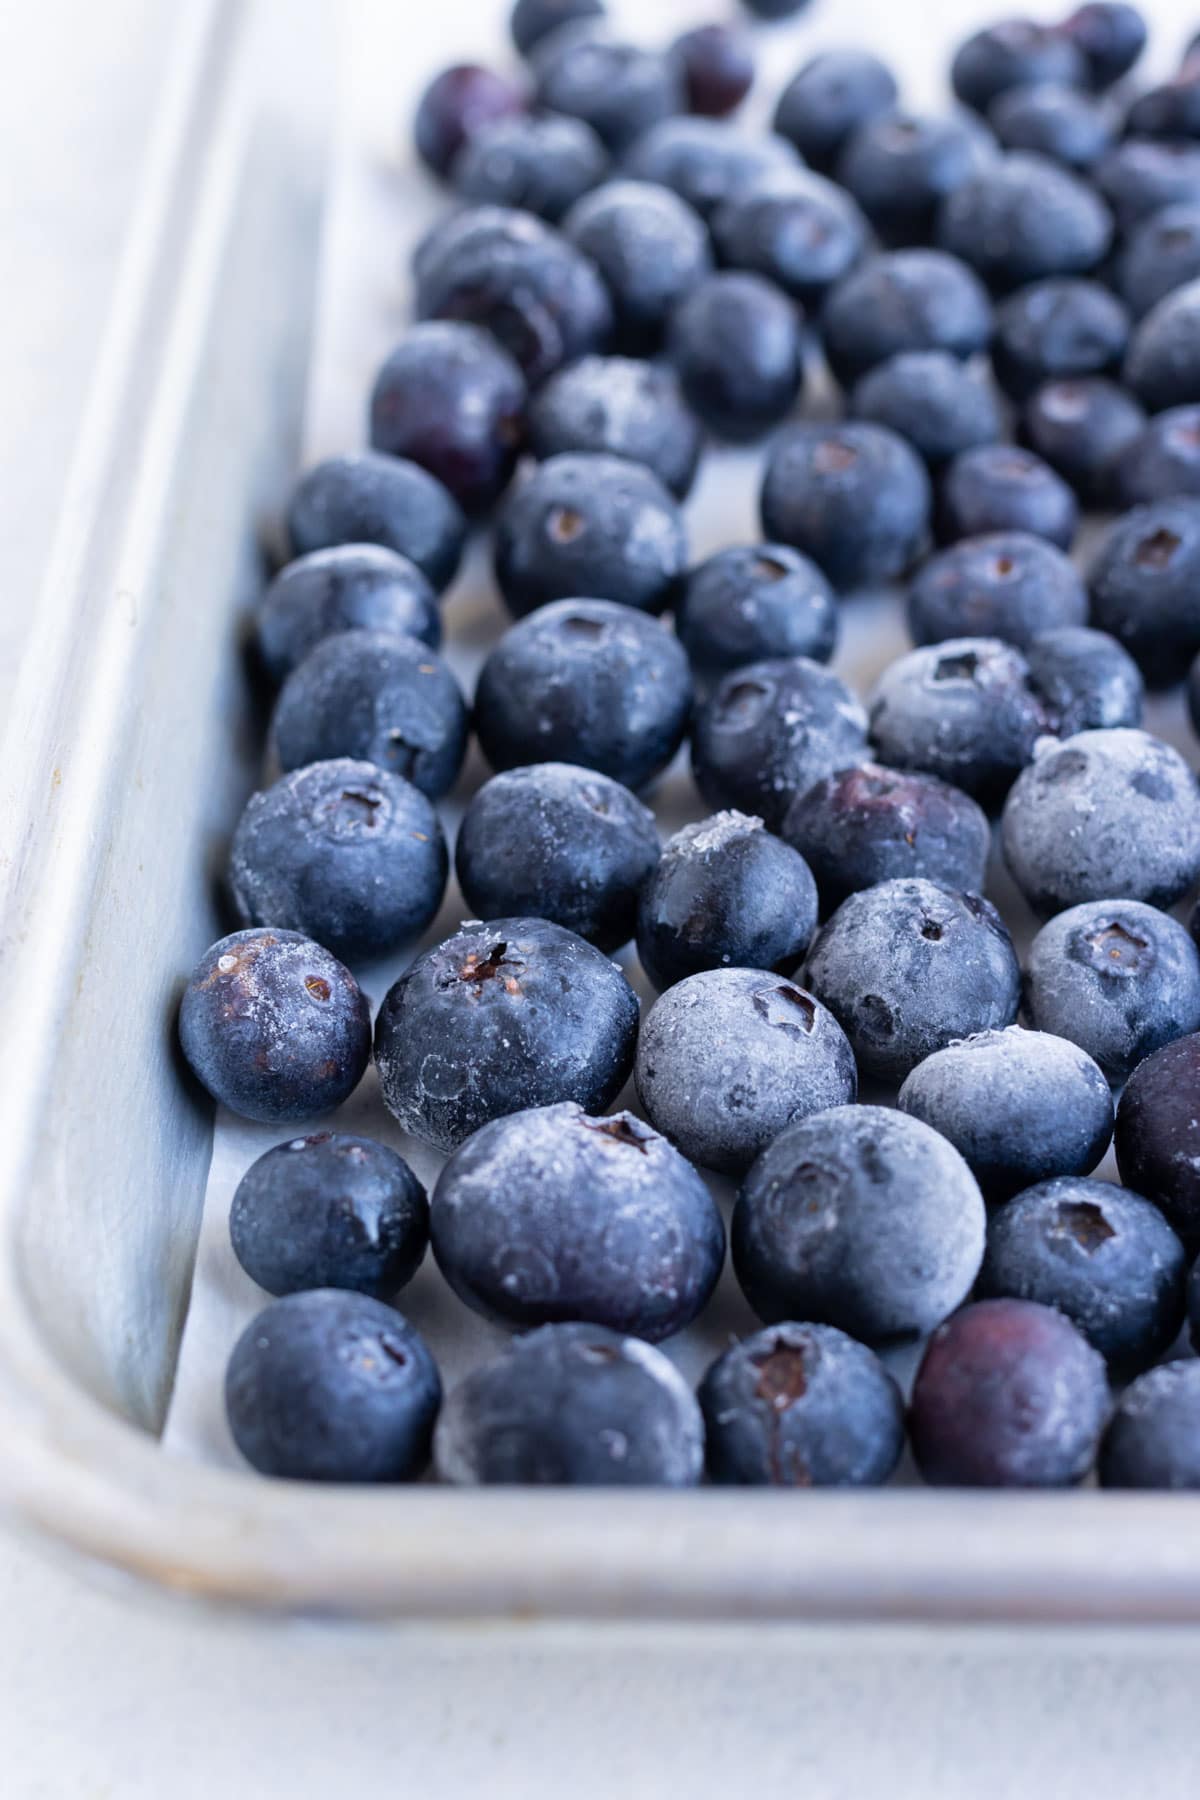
left=179, top=0, right=1200, bottom=1494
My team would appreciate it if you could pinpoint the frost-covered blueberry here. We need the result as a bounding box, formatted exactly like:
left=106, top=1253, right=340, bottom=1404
left=937, top=445, right=1078, bottom=550
left=1020, top=377, right=1145, bottom=507
left=562, top=179, right=710, bottom=352
left=820, top=250, right=993, bottom=387
left=835, top=111, right=994, bottom=249
left=622, top=117, right=799, bottom=222
left=1115, top=1032, right=1200, bottom=1244
left=1124, top=278, right=1200, bottom=413
left=1100, top=1360, right=1200, bottom=1489
left=709, top=167, right=868, bottom=307
left=907, top=532, right=1087, bottom=648
left=867, top=637, right=1045, bottom=804
left=285, top=453, right=467, bottom=593
left=1115, top=202, right=1200, bottom=320
left=413, top=64, right=526, bottom=180
left=254, top=546, right=440, bottom=684
left=988, top=82, right=1115, bottom=170
left=1087, top=497, right=1200, bottom=687
left=676, top=545, right=838, bottom=678
left=951, top=20, right=1086, bottom=113
left=668, top=272, right=804, bottom=443
left=759, top=422, right=932, bottom=591
left=1111, top=405, right=1200, bottom=507
left=850, top=351, right=1002, bottom=469
left=772, top=51, right=898, bottom=171
left=510, top=0, right=606, bottom=59
left=450, top=113, right=609, bottom=223
left=1023, top=625, right=1143, bottom=736
left=1059, top=2, right=1146, bottom=89
left=990, top=277, right=1129, bottom=402
left=937, top=153, right=1112, bottom=290
left=531, top=33, right=683, bottom=156
left=1094, top=138, right=1200, bottom=232
left=526, top=356, right=701, bottom=498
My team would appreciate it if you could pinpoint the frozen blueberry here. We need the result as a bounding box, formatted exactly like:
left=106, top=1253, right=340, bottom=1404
left=178, top=929, right=370, bottom=1123
left=699, top=1323, right=904, bottom=1487
left=988, top=82, right=1114, bottom=169
left=670, top=23, right=754, bottom=119
left=434, top=1322, right=703, bottom=1487
left=270, top=631, right=467, bottom=800
left=1115, top=203, right=1200, bottom=319
left=635, top=969, right=856, bottom=1175
left=1020, top=377, right=1146, bottom=506
left=562, top=179, right=711, bottom=352
left=820, top=251, right=993, bottom=388
left=782, top=763, right=990, bottom=912
left=850, top=352, right=1002, bottom=469
left=691, top=656, right=869, bottom=829
left=493, top=452, right=687, bottom=617
left=451, top=114, right=609, bottom=223
left=285, top=453, right=466, bottom=594
left=510, top=0, right=605, bottom=58
left=908, top=531, right=1086, bottom=648
left=1125, top=280, right=1200, bottom=412
left=937, top=445, right=1078, bottom=550
left=1002, top=728, right=1200, bottom=916
left=1094, top=138, right=1200, bottom=232
left=229, top=1132, right=428, bottom=1300
left=937, top=153, right=1112, bottom=290
left=1115, top=1032, right=1200, bottom=1243
left=1111, top=404, right=1200, bottom=506
left=526, top=356, right=701, bottom=498
left=759, top=422, right=931, bottom=591
left=676, top=544, right=838, bottom=677
left=1025, top=900, right=1200, bottom=1083
left=710, top=167, right=868, bottom=308
left=1100, top=1360, right=1200, bottom=1489
left=977, top=1177, right=1185, bottom=1375
left=868, top=637, right=1045, bottom=803
left=668, top=272, right=804, bottom=442
left=991, top=277, right=1129, bottom=403
left=1126, top=68, right=1200, bottom=141
left=1087, top=497, right=1200, bottom=686
left=254, top=546, right=440, bottom=684
left=1059, top=2, right=1146, bottom=88
left=225, top=1291, right=440, bottom=1483
left=430, top=1102, right=724, bottom=1339
left=532, top=33, right=682, bottom=154
left=635, top=810, right=818, bottom=993
left=623, top=116, right=799, bottom=222
left=374, top=917, right=638, bottom=1152
left=836, top=111, right=994, bottom=248
left=733, top=1105, right=986, bottom=1342
left=475, top=599, right=692, bottom=791
left=898, top=1028, right=1113, bottom=1201
left=1023, top=624, right=1143, bottom=735
left=802, top=878, right=1020, bottom=1082
left=455, top=762, right=659, bottom=951
left=951, top=20, right=1086, bottom=113
left=413, top=64, right=525, bottom=180
left=227, top=759, right=447, bottom=965
left=909, top=1298, right=1108, bottom=1487
left=772, top=51, right=898, bottom=171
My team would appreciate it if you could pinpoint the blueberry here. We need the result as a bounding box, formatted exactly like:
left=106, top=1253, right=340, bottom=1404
left=908, top=532, right=1087, bottom=648
left=1126, top=68, right=1200, bottom=141
left=367, top=323, right=526, bottom=513
left=373, top=917, right=638, bottom=1152
left=898, top=1027, right=1113, bottom=1201
left=733, top=1105, right=986, bottom=1342
left=820, top=251, right=993, bottom=388
left=1059, top=2, right=1146, bottom=88
left=228, top=759, right=447, bottom=965
left=740, top=0, right=810, bottom=16
left=532, top=33, right=682, bottom=155
left=562, top=179, right=711, bottom=352
left=850, top=351, right=1002, bottom=468
left=493, top=452, right=687, bottom=617
left=1023, top=624, right=1143, bottom=735
left=670, top=23, right=754, bottom=119
left=270, top=630, right=467, bottom=799
left=635, top=810, right=818, bottom=993
left=1094, top=138, right=1200, bottom=232
left=623, top=117, right=799, bottom=222
left=937, top=153, right=1112, bottom=290
left=909, top=1298, right=1108, bottom=1487
left=1115, top=203, right=1200, bottom=318
left=225, top=1291, right=440, bottom=1482
left=951, top=20, right=1087, bottom=113
left=802, top=878, right=1020, bottom=1082
left=691, top=656, right=869, bottom=829
left=526, top=356, right=701, bottom=498
left=475, top=599, right=692, bottom=791
left=510, top=0, right=606, bottom=58
left=285, top=453, right=466, bottom=593
left=668, top=272, right=804, bottom=442
left=994, top=277, right=1130, bottom=406
left=1124, top=279, right=1200, bottom=412
left=836, top=112, right=995, bottom=247
left=937, top=445, right=1079, bottom=550
left=699, top=1323, right=904, bottom=1487
left=710, top=167, right=868, bottom=308
left=434, top=1322, right=703, bottom=1486
left=1002, top=728, right=1200, bottom=916
left=977, top=1177, right=1185, bottom=1374
left=1020, top=377, right=1146, bottom=506
left=675, top=544, right=838, bottom=677
left=1191, top=649, right=1200, bottom=735
left=451, top=114, right=609, bottom=222
left=988, top=82, right=1114, bottom=169
left=1100, top=1360, right=1200, bottom=1489
left=1115, top=1032, right=1200, bottom=1243
left=1024, top=900, right=1200, bottom=1083
left=782, top=763, right=991, bottom=911
left=635, top=969, right=856, bottom=1175
left=430, top=1102, right=724, bottom=1339
left=254, top=546, right=440, bottom=684
left=772, top=51, right=898, bottom=172
left=178, top=929, right=370, bottom=1123
left=759, top=423, right=932, bottom=590
left=868, top=637, right=1045, bottom=802
left=229, top=1133, right=428, bottom=1300
left=1087, top=497, right=1200, bottom=686
left=413, top=64, right=525, bottom=180
left=1111, top=404, right=1200, bottom=505
left=455, top=762, right=659, bottom=951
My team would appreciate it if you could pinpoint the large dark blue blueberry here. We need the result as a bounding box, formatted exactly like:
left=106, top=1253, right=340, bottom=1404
left=178, top=929, right=370, bottom=1123
left=937, top=153, right=1112, bottom=290
left=741, top=0, right=810, bottom=15
left=412, top=63, right=525, bottom=179
left=526, top=356, right=701, bottom=498
left=635, top=968, right=857, bottom=1175
left=455, top=762, right=659, bottom=951
left=782, top=762, right=990, bottom=912
left=988, top=82, right=1114, bottom=169
left=733, top=1105, right=985, bottom=1342
left=909, top=1298, right=1108, bottom=1487
left=977, top=1177, right=1186, bottom=1376
left=802, top=878, right=1020, bottom=1082
left=898, top=1028, right=1113, bottom=1201
left=430, top=1102, right=724, bottom=1340
left=1125, top=280, right=1200, bottom=412
left=225, top=1291, right=440, bottom=1482
left=270, top=630, right=467, bottom=800
left=229, top=1132, right=428, bottom=1300
left=493, top=452, right=687, bottom=617
left=1087, top=497, right=1200, bottom=686
left=868, top=637, right=1045, bottom=803
left=475, top=599, right=692, bottom=790
left=851, top=352, right=1001, bottom=469
left=759, top=422, right=931, bottom=591
left=1094, top=138, right=1200, bottom=232
left=1025, top=900, right=1200, bottom=1084
left=835, top=111, right=994, bottom=247
left=1023, top=624, right=1143, bottom=735
left=1059, top=2, right=1146, bottom=88
left=1112, top=405, right=1200, bottom=505
left=676, top=544, right=838, bottom=677
left=622, top=116, right=799, bottom=222
left=699, top=1323, right=904, bottom=1487
left=1021, top=378, right=1145, bottom=507
left=635, top=810, right=818, bottom=993
left=772, top=51, right=898, bottom=171
left=937, top=445, right=1078, bottom=550
left=670, top=23, right=754, bottom=119
left=991, top=276, right=1129, bottom=402
left=227, top=759, right=447, bottom=965
left=434, top=1322, right=703, bottom=1487
left=1115, top=1033, right=1200, bottom=1244
left=668, top=272, right=803, bottom=442
left=510, top=0, right=605, bottom=58
left=951, top=20, right=1086, bottom=113
left=710, top=168, right=868, bottom=307
left=1100, top=1361, right=1200, bottom=1489
left=691, top=656, right=869, bottom=829
left=451, top=113, right=609, bottom=222
left=531, top=32, right=682, bottom=154
left=373, top=917, right=639, bottom=1152
left=285, top=453, right=466, bottom=593
left=1126, top=68, right=1200, bottom=140
left=908, top=531, right=1086, bottom=648
left=1002, top=728, right=1200, bottom=916
left=367, top=322, right=526, bottom=513
left=1115, top=203, right=1200, bottom=319
left=562, top=179, right=710, bottom=352
left=254, top=546, right=440, bottom=684
left=820, top=251, right=993, bottom=387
